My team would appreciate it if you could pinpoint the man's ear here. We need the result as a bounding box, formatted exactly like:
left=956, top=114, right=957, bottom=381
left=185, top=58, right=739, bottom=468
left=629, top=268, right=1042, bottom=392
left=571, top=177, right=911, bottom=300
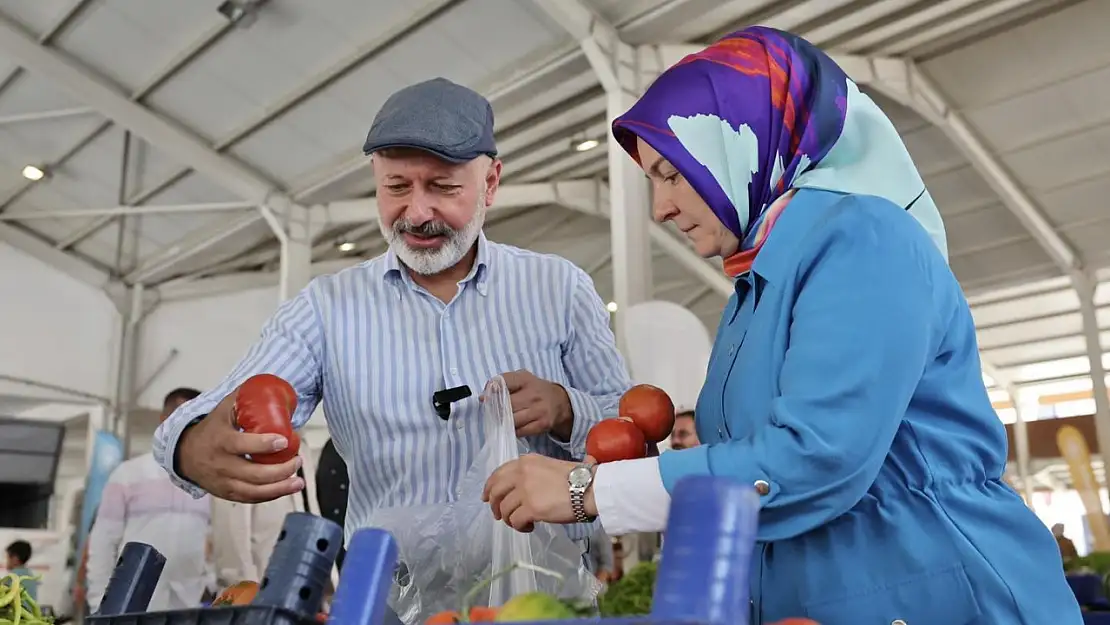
left=483, top=158, right=503, bottom=207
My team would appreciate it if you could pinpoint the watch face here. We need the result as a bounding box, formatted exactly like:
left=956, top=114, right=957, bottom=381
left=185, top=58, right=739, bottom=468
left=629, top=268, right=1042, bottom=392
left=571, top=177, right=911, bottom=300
left=568, top=466, right=592, bottom=488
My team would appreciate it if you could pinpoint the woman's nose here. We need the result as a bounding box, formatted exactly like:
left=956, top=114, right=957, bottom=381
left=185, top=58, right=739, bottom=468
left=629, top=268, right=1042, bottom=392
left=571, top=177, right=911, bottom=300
left=652, top=197, right=677, bottom=223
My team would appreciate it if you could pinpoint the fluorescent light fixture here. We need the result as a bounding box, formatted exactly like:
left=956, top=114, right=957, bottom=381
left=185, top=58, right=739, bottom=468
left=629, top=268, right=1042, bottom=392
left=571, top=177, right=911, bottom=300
left=337, top=241, right=356, bottom=253
left=21, top=165, right=45, bottom=181
left=606, top=301, right=618, bottom=312
left=574, top=139, right=599, bottom=152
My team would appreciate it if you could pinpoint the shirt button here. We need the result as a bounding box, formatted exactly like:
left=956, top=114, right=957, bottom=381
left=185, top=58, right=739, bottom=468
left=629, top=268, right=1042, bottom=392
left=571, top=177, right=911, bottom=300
left=450, top=367, right=459, bottom=375
left=891, top=620, right=907, bottom=625
left=456, top=420, right=464, bottom=430
left=754, top=480, right=770, bottom=496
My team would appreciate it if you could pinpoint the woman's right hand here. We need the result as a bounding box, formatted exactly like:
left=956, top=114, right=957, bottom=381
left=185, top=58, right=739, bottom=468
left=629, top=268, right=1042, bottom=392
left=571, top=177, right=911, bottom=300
left=176, top=385, right=303, bottom=502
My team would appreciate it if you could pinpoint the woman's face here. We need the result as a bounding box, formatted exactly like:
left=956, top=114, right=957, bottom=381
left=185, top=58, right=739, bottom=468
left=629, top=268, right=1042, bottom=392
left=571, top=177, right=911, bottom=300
left=636, top=137, right=740, bottom=258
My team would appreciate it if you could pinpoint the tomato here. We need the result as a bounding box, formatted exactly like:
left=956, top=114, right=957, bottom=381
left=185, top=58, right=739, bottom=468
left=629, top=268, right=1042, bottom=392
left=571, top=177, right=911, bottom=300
left=235, top=374, right=301, bottom=465
left=212, top=580, right=259, bottom=606
left=468, top=606, right=500, bottom=622
left=586, top=418, right=647, bottom=463
left=315, top=613, right=328, bottom=623
left=619, top=384, right=675, bottom=443
left=425, top=611, right=460, bottom=624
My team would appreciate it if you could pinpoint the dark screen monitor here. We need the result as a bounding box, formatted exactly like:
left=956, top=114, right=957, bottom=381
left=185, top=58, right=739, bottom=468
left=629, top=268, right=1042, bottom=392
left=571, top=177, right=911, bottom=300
left=0, top=417, right=64, bottom=528
left=0, top=417, right=64, bottom=484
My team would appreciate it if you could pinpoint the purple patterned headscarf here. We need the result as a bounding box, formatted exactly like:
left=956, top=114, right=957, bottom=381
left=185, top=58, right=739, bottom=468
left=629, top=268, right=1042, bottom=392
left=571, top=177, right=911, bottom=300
left=612, top=26, right=946, bottom=276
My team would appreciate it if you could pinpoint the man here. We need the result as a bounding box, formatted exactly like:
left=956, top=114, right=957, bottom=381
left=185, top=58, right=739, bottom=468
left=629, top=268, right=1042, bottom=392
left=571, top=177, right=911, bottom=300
left=209, top=439, right=317, bottom=587
left=87, top=388, right=210, bottom=612
left=1053, top=523, right=1079, bottom=561
left=669, top=410, right=699, bottom=450
left=152, top=77, right=630, bottom=611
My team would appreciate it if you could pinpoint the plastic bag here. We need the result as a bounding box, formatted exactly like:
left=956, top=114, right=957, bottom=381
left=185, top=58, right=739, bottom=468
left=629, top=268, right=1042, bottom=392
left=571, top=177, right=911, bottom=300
left=367, top=376, right=601, bottom=625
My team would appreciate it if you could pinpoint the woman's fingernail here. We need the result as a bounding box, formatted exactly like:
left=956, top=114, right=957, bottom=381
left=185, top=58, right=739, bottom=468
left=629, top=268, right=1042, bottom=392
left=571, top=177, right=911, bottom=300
left=292, top=478, right=305, bottom=491
left=272, top=436, right=288, bottom=451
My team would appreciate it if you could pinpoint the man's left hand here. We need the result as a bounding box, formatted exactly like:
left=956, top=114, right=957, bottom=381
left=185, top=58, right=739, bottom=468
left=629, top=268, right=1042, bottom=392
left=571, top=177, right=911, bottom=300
left=483, top=454, right=596, bottom=532
left=499, top=370, right=574, bottom=440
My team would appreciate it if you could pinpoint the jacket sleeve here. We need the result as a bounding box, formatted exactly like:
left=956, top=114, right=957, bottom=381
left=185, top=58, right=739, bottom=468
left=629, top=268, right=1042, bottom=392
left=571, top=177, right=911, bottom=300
left=658, top=201, right=944, bottom=542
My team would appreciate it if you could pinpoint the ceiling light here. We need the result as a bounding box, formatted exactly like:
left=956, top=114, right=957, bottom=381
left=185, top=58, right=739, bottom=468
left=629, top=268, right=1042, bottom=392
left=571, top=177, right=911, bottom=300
left=21, top=165, right=45, bottom=181
left=606, top=301, right=618, bottom=312
left=337, top=241, right=356, bottom=253
left=574, top=139, right=599, bottom=152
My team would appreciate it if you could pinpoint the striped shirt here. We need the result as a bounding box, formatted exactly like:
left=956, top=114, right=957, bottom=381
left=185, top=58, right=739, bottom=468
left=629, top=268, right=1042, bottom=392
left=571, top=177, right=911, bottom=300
left=153, top=233, right=631, bottom=543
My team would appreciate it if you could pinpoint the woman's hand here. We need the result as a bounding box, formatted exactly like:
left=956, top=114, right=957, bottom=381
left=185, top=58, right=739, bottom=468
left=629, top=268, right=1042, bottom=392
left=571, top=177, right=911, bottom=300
left=482, top=454, right=597, bottom=532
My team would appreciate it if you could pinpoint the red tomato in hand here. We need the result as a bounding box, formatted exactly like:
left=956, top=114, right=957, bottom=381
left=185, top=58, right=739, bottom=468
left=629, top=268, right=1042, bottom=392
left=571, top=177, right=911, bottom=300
left=235, top=374, right=300, bottom=465
left=619, top=384, right=675, bottom=443
left=586, top=418, right=647, bottom=463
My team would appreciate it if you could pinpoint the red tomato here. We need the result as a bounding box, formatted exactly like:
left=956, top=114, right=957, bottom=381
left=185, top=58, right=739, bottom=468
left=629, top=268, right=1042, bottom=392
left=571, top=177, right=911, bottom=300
left=235, top=374, right=300, bottom=465
left=619, top=384, right=675, bottom=443
left=212, top=580, right=259, bottom=606
left=586, top=418, right=647, bottom=463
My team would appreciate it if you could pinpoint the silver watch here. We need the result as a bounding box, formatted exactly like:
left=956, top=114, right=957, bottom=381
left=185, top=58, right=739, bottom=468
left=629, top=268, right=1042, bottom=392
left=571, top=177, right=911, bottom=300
left=568, top=462, right=596, bottom=523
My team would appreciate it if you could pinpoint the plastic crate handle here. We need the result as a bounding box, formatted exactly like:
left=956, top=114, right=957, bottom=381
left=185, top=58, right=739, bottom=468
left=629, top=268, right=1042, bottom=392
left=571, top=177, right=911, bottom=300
left=97, top=542, right=167, bottom=616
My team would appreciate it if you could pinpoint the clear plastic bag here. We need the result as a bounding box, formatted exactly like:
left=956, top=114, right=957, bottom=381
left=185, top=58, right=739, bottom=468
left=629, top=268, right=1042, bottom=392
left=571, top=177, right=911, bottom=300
left=367, top=376, right=601, bottom=625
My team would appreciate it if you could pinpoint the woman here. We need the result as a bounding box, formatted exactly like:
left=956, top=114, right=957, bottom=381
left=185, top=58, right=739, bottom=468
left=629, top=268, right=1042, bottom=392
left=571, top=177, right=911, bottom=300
left=483, top=27, right=1081, bottom=624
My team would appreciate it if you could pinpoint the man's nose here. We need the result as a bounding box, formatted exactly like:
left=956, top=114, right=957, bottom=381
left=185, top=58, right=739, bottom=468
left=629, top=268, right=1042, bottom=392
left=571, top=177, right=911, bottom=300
left=405, top=188, right=435, bottom=224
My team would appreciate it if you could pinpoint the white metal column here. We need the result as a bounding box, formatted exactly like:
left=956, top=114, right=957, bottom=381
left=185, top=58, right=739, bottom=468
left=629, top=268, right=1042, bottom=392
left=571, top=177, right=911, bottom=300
left=109, top=284, right=146, bottom=456
left=531, top=0, right=653, bottom=337
left=260, top=202, right=314, bottom=301
left=1075, top=274, right=1110, bottom=465
left=1014, top=389, right=1038, bottom=505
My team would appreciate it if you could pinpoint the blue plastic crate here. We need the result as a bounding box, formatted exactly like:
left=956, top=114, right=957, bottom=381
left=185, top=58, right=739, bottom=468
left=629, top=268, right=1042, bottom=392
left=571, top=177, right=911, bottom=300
left=89, top=475, right=759, bottom=625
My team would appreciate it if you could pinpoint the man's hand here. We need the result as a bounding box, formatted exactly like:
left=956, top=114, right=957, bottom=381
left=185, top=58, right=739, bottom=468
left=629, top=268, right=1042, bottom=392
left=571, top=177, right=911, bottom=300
left=499, top=370, right=574, bottom=440
left=176, top=389, right=304, bottom=503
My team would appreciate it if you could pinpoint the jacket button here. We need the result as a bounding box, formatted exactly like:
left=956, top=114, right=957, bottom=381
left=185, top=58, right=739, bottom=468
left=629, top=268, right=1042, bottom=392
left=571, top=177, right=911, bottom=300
left=754, top=480, right=770, bottom=495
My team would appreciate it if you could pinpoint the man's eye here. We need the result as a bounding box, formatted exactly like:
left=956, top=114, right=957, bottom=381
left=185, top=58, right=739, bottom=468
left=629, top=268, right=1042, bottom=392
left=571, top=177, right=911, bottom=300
left=433, top=184, right=462, bottom=193
left=385, top=184, right=409, bottom=193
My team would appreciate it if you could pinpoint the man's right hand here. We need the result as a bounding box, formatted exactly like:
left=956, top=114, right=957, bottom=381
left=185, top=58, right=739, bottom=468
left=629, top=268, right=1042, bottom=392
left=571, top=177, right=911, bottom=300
left=176, top=389, right=304, bottom=503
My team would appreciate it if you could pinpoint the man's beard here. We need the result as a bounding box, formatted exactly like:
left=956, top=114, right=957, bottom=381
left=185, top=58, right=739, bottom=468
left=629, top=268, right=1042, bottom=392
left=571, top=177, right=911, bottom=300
left=381, top=196, right=487, bottom=276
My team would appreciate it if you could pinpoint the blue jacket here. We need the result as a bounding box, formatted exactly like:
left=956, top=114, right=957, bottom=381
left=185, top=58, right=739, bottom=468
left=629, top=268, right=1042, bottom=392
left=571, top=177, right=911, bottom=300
left=658, top=189, right=1081, bottom=624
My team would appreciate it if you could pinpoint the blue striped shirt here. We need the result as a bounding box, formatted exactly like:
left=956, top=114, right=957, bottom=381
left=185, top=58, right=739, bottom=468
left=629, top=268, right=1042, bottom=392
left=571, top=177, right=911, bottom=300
left=153, top=233, right=631, bottom=543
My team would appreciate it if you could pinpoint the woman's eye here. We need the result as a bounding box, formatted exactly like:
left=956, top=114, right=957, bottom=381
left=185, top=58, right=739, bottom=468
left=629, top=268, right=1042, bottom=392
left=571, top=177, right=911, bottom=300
left=663, top=172, right=681, bottom=185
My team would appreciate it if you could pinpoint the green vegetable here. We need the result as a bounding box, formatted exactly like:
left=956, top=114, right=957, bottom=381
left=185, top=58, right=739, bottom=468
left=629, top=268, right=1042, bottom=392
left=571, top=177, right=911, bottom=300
left=598, top=561, right=657, bottom=617
left=0, top=572, right=52, bottom=625
left=494, top=592, right=577, bottom=622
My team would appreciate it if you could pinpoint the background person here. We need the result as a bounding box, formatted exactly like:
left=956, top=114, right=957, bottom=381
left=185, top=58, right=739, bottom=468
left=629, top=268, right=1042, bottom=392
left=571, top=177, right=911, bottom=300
left=87, top=388, right=210, bottom=612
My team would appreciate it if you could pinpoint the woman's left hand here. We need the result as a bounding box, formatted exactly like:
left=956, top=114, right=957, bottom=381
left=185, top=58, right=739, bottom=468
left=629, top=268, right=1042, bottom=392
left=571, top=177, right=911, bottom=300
left=482, top=454, right=593, bottom=532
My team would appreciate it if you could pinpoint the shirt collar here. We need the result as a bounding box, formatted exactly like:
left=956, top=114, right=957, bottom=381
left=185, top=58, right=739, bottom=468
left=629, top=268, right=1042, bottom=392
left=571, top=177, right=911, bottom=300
left=381, top=231, right=492, bottom=296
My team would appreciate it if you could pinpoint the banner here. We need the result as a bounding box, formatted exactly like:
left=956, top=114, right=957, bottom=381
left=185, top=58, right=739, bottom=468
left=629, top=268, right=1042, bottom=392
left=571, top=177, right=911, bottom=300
left=1056, top=424, right=1110, bottom=551
left=76, top=430, right=124, bottom=557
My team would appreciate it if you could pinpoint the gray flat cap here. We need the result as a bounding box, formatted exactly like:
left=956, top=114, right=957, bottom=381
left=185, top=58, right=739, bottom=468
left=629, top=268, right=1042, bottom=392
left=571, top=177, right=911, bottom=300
left=363, top=77, right=497, bottom=163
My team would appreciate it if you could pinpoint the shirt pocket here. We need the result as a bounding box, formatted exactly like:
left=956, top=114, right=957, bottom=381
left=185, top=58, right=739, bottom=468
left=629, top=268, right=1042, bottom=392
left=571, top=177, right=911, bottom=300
left=802, top=564, right=981, bottom=625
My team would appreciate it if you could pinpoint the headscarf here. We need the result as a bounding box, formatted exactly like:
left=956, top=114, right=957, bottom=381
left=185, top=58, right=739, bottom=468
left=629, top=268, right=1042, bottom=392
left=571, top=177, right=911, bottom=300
left=612, top=26, right=947, bottom=277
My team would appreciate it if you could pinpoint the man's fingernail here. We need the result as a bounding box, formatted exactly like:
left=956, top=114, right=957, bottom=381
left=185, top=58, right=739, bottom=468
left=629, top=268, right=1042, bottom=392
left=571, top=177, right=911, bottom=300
left=292, top=478, right=305, bottom=490
left=295, top=456, right=303, bottom=469
left=272, top=436, right=288, bottom=451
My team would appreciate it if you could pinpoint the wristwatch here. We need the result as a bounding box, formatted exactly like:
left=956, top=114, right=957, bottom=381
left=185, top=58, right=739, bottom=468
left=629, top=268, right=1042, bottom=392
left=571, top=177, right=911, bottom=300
left=568, top=462, right=597, bottom=523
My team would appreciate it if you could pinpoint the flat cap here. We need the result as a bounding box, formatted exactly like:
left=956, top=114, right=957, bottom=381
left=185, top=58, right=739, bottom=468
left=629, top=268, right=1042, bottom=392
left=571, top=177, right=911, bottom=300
left=363, top=77, right=497, bottom=163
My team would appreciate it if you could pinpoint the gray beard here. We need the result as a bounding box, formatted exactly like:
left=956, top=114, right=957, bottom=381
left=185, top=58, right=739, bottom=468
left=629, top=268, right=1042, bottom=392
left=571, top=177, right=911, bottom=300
left=381, top=195, right=487, bottom=276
